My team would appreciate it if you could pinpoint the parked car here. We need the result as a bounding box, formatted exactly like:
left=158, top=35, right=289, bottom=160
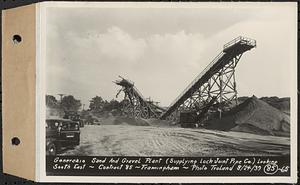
left=63, top=111, right=84, bottom=127
left=46, top=118, right=80, bottom=155
left=84, top=115, right=100, bottom=125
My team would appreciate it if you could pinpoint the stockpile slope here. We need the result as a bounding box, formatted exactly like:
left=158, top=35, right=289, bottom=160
left=260, top=97, right=290, bottom=115
left=112, top=116, right=150, bottom=126
left=205, top=96, right=290, bottom=137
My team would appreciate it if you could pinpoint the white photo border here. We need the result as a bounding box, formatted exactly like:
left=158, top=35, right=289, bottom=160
left=36, top=2, right=298, bottom=183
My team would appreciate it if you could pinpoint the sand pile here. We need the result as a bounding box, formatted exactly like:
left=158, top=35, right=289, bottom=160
left=98, top=114, right=116, bottom=125
left=112, top=116, right=150, bottom=126
left=205, top=96, right=290, bottom=137
left=260, top=97, right=290, bottom=115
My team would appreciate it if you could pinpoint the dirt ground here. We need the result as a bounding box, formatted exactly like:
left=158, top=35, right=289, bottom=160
left=60, top=125, right=290, bottom=156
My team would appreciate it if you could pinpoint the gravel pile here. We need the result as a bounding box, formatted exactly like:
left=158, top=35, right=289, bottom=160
left=205, top=96, right=290, bottom=137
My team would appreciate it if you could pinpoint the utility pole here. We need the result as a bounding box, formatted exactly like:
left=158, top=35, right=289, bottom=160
left=57, top=94, right=66, bottom=113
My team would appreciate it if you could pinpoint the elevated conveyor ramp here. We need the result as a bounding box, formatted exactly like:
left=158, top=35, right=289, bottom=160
left=160, top=36, right=256, bottom=120
left=115, top=76, right=162, bottom=119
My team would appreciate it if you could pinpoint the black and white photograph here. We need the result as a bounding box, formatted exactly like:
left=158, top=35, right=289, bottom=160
left=41, top=2, right=297, bottom=182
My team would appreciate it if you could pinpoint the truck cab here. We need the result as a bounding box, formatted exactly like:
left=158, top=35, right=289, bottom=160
left=46, top=118, right=80, bottom=155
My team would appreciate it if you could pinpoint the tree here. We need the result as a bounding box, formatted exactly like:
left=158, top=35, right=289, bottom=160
left=111, top=99, right=120, bottom=110
left=120, top=99, right=130, bottom=108
left=89, top=96, right=105, bottom=112
left=60, top=95, right=82, bottom=112
left=103, top=99, right=121, bottom=111
left=46, top=95, right=58, bottom=108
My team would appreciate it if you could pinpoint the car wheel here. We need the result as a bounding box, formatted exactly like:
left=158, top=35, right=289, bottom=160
left=48, top=143, right=57, bottom=156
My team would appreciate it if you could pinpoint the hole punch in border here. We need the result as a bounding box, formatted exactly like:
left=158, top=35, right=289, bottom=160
left=11, top=137, right=21, bottom=146
left=12, top=34, right=22, bottom=44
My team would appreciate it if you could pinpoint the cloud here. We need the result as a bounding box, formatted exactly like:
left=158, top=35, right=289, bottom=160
left=46, top=26, right=209, bottom=106
left=87, top=26, right=146, bottom=62
left=46, top=4, right=296, bottom=107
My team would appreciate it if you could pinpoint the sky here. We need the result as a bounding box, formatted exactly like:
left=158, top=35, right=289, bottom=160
left=45, top=2, right=297, bottom=107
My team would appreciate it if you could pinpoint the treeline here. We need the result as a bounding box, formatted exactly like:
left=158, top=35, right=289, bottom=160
left=89, top=96, right=123, bottom=113
left=46, top=95, right=125, bottom=113
left=46, top=95, right=81, bottom=111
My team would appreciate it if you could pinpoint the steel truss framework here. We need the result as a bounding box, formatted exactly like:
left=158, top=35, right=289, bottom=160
left=115, top=77, right=160, bottom=119
left=183, top=55, right=241, bottom=109
left=161, top=36, right=256, bottom=121
left=167, top=55, right=242, bottom=122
